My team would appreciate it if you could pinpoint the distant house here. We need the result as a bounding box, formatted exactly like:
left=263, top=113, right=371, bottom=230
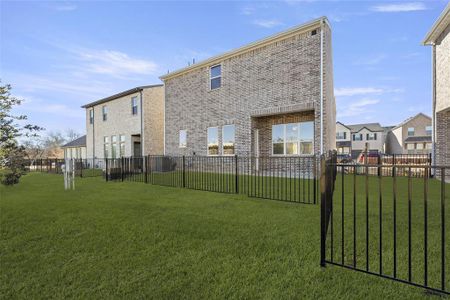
left=62, top=135, right=87, bottom=159
left=160, top=17, right=335, bottom=157
left=336, top=122, right=387, bottom=158
left=423, top=3, right=450, bottom=168
left=82, top=85, right=164, bottom=159
left=386, top=113, right=432, bottom=154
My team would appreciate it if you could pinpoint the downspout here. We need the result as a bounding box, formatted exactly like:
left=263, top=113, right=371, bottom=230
left=140, top=90, right=144, bottom=156
left=431, top=43, right=436, bottom=168
left=163, top=84, right=166, bottom=155
left=92, top=108, right=95, bottom=159
left=320, top=20, right=324, bottom=155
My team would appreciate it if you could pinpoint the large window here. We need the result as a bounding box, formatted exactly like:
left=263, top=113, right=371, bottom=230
left=353, top=134, right=363, bottom=141
left=407, top=127, right=414, bottom=137
left=366, top=133, right=377, bottom=140
left=111, top=135, right=117, bottom=158
left=272, top=121, right=314, bottom=155
left=119, top=135, right=125, bottom=156
left=89, top=110, right=94, bottom=124
left=131, top=96, right=138, bottom=115
left=179, top=130, right=187, bottom=148
left=102, top=106, right=108, bottom=121
left=336, top=132, right=346, bottom=140
left=104, top=136, right=110, bottom=158
left=207, top=127, right=219, bottom=155
left=222, top=125, right=235, bottom=155
left=426, top=125, right=432, bottom=136
left=210, top=65, right=221, bottom=90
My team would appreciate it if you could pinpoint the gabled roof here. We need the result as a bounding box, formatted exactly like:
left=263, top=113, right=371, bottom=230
left=347, top=123, right=385, bottom=133
left=392, top=113, right=431, bottom=130
left=81, top=84, right=163, bottom=108
left=160, top=17, right=329, bottom=81
left=62, top=135, right=86, bottom=148
left=336, top=121, right=351, bottom=130
left=423, top=2, right=450, bottom=45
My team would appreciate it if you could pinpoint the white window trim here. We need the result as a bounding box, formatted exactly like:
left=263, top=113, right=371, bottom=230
left=179, top=130, right=187, bottom=148
left=209, top=64, right=222, bottom=91
left=119, top=135, right=125, bottom=157
left=271, top=122, right=314, bottom=157
left=207, top=126, right=219, bottom=156
left=222, top=125, right=235, bottom=156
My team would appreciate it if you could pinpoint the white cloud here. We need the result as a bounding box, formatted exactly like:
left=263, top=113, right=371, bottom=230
left=75, top=49, right=158, bottom=77
left=338, top=98, right=380, bottom=118
left=52, top=3, right=77, bottom=11
left=252, top=19, right=283, bottom=28
left=371, top=2, right=426, bottom=13
left=353, top=54, right=387, bottom=66
left=335, top=87, right=384, bottom=97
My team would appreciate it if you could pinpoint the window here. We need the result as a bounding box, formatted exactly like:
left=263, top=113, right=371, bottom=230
left=336, top=132, right=346, bottom=140
left=89, top=110, right=94, bottom=124
left=407, top=127, right=414, bottom=137
left=104, top=136, right=110, bottom=158
left=353, top=134, right=363, bottom=141
left=119, top=135, right=125, bottom=156
left=416, top=143, right=424, bottom=150
left=271, top=121, right=314, bottom=155
left=426, top=143, right=432, bottom=150
left=426, top=125, right=432, bottom=136
left=179, top=130, right=187, bottom=148
left=102, top=106, right=107, bottom=121
left=222, top=125, right=235, bottom=155
left=111, top=136, right=117, bottom=158
left=207, top=127, right=219, bottom=155
left=131, top=96, right=138, bottom=115
left=210, top=65, right=221, bottom=90
left=366, top=133, right=377, bottom=140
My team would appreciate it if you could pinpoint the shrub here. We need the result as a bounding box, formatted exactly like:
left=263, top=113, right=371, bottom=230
left=0, top=171, right=21, bottom=186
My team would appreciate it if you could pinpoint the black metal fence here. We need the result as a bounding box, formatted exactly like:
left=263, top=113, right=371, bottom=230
left=25, top=158, right=105, bottom=177
left=106, top=155, right=319, bottom=204
left=321, top=161, right=449, bottom=295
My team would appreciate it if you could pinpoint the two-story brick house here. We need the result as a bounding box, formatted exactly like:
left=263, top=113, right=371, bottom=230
left=423, top=3, right=450, bottom=168
left=82, top=85, right=164, bottom=159
left=385, top=113, right=432, bottom=154
left=161, top=17, right=335, bottom=158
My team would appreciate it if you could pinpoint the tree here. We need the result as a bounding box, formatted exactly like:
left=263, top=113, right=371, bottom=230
left=0, top=81, right=43, bottom=185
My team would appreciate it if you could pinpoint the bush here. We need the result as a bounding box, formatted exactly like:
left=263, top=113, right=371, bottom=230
left=0, top=171, right=21, bottom=186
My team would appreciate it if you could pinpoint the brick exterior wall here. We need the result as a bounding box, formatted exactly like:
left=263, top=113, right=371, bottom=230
left=85, top=86, right=164, bottom=158
left=435, top=110, right=450, bottom=167
left=163, top=19, right=335, bottom=157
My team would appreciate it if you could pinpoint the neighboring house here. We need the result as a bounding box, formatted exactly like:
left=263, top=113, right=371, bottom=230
left=161, top=17, right=335, bottom=157
left=346, top=123, right=386, bottom=158
left=62, top=135, right=87, bottom=159
left=423, top=3, right=450, bottom=168
left=335, top=122, right=351, bottom=155
left=385, top=113, right=432, bottom=154
left=82, top=85, right=164, bottom=159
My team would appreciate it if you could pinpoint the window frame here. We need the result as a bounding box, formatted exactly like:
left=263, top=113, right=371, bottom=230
left=366, top=132, right=377, bottom=141
left=222, top=124, right=235, bottom=156
left=209, top=64, right=222, bottom=90
left=353, top=133, right=363, bottom=141
left=426, top=125, right=432, bottom=136
left=102, top=106, right=107, bottom=121
left=131, top=96, right=138, bottom=115
left=336, top=131, right=346, bottom=140
left=179, top=130, right=187, bottom=148
left=119, top=135, right=125, bottom=157
left=89, top=109, right=94, bottom=124
left=207, top=127, right=219, bottom=156
left=271, top=121, right=314, bottom=156
left=111, top=135, right=117, bottom=159
left=407, top=127, right=415, bottom=137
left=103, top=136, right=110, bottom=158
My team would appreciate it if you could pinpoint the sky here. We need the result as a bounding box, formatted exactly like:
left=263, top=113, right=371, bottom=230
left=1, top=0, right=448, bottom=136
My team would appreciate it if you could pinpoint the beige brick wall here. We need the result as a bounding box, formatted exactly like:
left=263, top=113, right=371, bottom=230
left=435, top=25, right=450, bottom=113
left=164, top=20, right=334, bottom=157
left=435, top=110, right=450, bottom=166
left=143, top=86, right=164, bottom=155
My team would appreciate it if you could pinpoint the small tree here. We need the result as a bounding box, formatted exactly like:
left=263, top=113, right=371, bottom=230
left=0, top=81, right=43, bottom=185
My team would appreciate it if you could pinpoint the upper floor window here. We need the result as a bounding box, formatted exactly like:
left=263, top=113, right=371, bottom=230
left=353, top=134, right=363, bottom=141
left=336, top=132, right=347, bottom=140
left=207, top=127, right=219, bottom=155
left=131, top=96, right=138, bottom=115
left=102, top=106, right=108, bottom=121
left=272, top=121, right=314, bottom=156
left=222, top=125, right=235, bottom=155
left=210, top=65, right=221, bottom=90
left=179, top=130, right=187, bottom=148
left=366, top=133, right=377, bottom=140
left=89, top=109, right=94, bottom=124
left=426, top=125, right=432, bottom=136
left=407, top=127, right=414, bottom=137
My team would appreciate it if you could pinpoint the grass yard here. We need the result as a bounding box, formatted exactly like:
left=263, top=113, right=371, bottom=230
left=0, top=173, right=448, bottom=298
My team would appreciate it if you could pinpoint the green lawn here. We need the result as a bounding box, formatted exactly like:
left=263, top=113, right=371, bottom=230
left=0, top=173, right=447, bottom=298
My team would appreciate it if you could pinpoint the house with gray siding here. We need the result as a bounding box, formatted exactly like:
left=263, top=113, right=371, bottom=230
left=160, top=17, right=335, bottom=158
left=423, top=3, right=450, bottom=168
left=82, top=85, right=164, bottom=159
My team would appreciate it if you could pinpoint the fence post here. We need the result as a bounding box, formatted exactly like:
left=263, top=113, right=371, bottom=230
left=144, top=156, right=148, bottom=183
left=235, top=155, right=239, bottom=194
left=377, top=154, right=381, bottom=177
left=105, top=158, right=109, bottom=182
left=313, top=156, right=317, bottom=204
left=320, top=154, right=327, bottom=267
left=182, top=155, right=186, bottom=188
left=121, top=157, right=124, bottom=182
left=80, top=159, right=83, bottom=178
